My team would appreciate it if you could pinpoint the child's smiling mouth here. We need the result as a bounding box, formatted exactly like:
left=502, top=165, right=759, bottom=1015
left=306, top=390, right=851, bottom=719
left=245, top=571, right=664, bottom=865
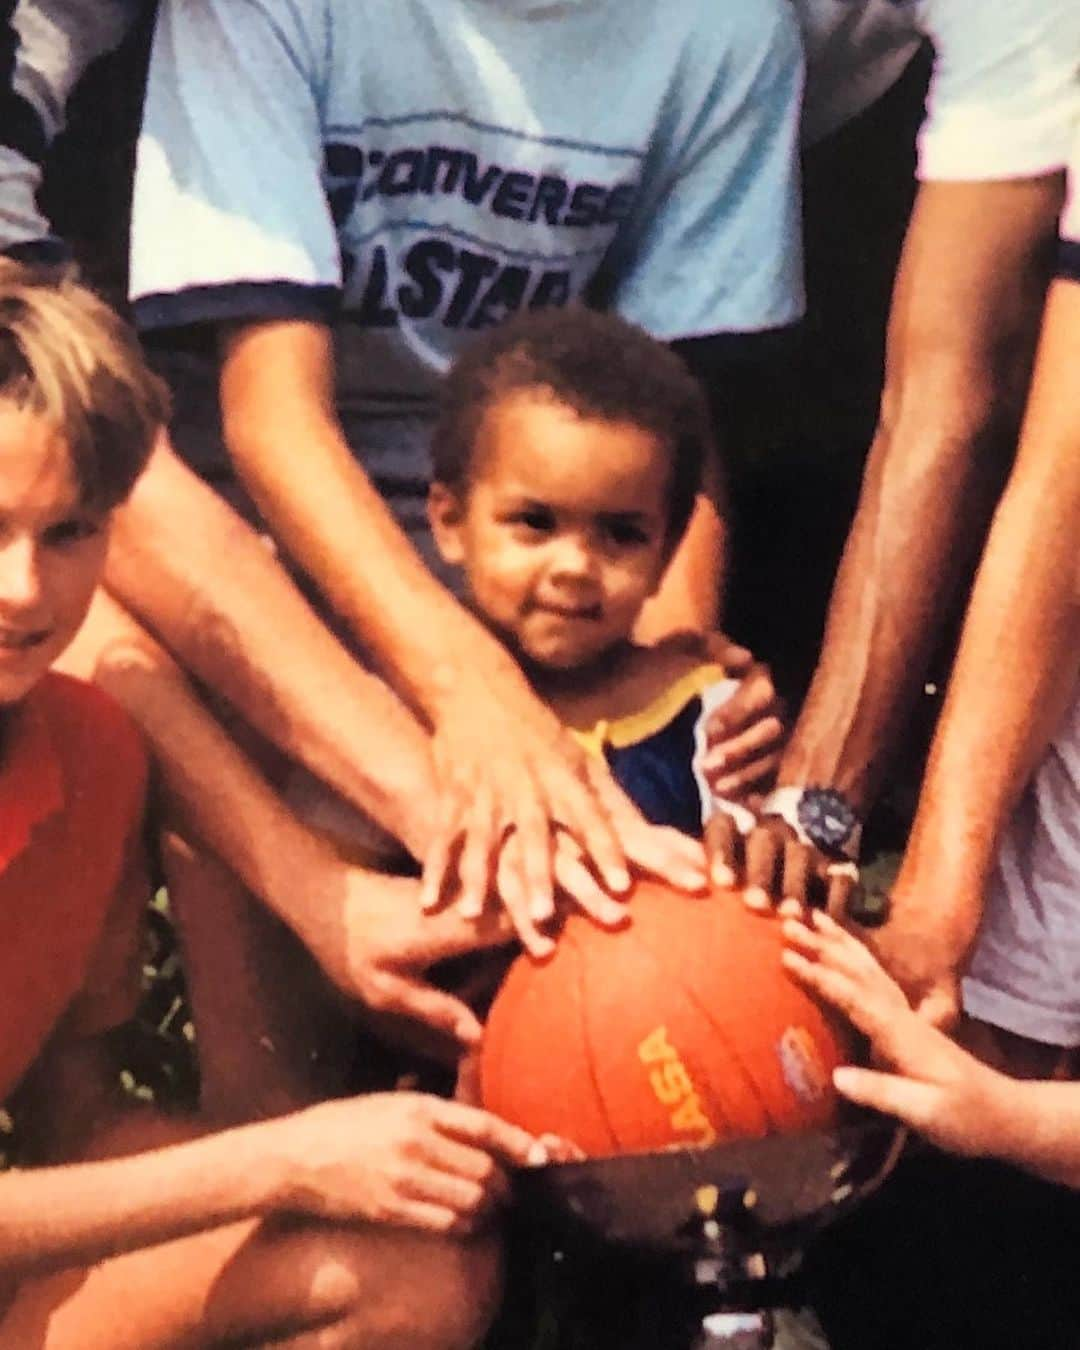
left=533, top=601, right=603, bottom=621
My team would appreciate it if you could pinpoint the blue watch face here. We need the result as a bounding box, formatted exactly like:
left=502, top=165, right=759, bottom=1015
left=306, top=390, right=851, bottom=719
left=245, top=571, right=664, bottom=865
left=796, top=787, right=858, bottom=855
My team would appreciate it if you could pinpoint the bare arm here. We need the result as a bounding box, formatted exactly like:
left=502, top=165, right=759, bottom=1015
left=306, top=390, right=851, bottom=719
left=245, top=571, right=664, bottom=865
left=635, top=465, right=726, bottom=642
left=219, top=321, right=537, bottom=725
left=878, top=276, right=1080, bottom=1018
left=1, top=1038, right=543, bottom=1274
left=59, top=589, right=511, bottom=1042
left=0, top=1034, right=277, bottom=1274
left=106, top=439, right=435, bottom=859
left=715, top=175, right=1064, bottom=905
left=782, top=176, right=1062, bottom=806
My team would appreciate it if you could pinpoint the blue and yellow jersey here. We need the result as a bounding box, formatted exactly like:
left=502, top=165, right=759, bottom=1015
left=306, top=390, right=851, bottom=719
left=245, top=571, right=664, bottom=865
left=571, top=663, right=739, bottom=838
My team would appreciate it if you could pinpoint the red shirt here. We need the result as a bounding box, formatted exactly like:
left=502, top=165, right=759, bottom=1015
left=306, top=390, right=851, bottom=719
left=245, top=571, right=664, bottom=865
left=0, top=673, right=149, bottom=1100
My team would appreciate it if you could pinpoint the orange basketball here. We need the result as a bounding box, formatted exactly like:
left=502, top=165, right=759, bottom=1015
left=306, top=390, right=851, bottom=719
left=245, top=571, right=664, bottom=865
left=480, top=881, right=852, bottom=1157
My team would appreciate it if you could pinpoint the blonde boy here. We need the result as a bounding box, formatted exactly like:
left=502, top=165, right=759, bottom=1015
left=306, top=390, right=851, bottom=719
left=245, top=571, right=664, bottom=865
left=0, top=262, right=544, bottom=1348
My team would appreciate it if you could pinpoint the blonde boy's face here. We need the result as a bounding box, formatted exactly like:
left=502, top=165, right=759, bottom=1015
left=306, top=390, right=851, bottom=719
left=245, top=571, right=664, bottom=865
left=0, top=405, right=109, bottom=705
left=430, top=390, right=672, bottom=671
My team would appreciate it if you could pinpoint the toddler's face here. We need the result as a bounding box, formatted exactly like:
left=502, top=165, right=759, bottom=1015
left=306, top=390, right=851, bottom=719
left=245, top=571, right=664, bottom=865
left=0, top=404, right=109, bottom=704
left=432, top=390, right=672, bottom=671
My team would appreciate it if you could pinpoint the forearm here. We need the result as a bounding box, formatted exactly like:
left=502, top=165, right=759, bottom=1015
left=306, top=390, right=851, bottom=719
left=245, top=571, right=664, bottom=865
left=892, top=279, right=1080, bottom=944
left=986, top=1077, right=1080, bottom=1189
left=780, top=177, right=1062, bottom=809
left=107, top=439, right=434, bottom=855
left=220, top=322, right=541, bottom=726
left=0, top=1121, right=283, bottom=1276
left=63, top=590, right=367, bottom=951
left=779, top=415, right=1007, bottom=808
left=635, top=491, right=726, bottom=642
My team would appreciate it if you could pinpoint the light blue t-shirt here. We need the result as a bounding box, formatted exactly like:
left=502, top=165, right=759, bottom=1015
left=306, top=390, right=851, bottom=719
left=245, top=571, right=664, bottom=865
left=130, top=0, right=805, bottom=392
left=129, top=0, right=806, bottom=554
left=127, top=0, right=1076, bottom=556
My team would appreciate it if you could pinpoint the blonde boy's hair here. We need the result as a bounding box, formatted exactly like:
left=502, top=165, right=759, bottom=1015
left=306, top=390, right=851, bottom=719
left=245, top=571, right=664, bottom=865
left=0, top=260, right=169, bottom=510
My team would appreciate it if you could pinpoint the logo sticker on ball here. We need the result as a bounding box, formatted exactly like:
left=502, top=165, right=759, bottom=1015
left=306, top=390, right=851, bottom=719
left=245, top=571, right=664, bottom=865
left=777, top=1025, right=830, bottom=1105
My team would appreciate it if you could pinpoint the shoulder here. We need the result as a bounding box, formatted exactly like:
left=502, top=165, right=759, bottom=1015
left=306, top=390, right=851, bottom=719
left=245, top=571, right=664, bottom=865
left=32, top=674, right=149, bottom=802
left=635, top=633, right=716, bottom=681
left=680, top=0, right=802, bottom=86
left=686, top=0, right=800, bottom=49
left=148, top=0, right=329, bottom=80
left=593, top=637, right=728, bottom=722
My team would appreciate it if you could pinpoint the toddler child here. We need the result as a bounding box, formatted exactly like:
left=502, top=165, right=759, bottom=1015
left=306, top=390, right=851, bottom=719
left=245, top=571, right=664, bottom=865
left=429, top=304, right=824, bottom=1350
left=428, top=306, right=780, bottom=846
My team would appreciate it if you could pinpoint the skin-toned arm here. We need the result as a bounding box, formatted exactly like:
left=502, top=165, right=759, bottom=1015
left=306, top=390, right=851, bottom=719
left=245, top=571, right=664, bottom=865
left=783, top=911, right=1080, bottom=1188
left=782, top=176, right=1063, bottom=803
left=219, top=318, right=707, bottom=919
left=106, top=438, right=435, bottom=859
left=0, top=1034, right=546, bottom=1275
left=636, top=332, right=782, bottom=648
left=712, top=175, right=1065, bottom=906
left=874, top=276, right=1080, bottom=1023
left=59, top=588, right=513, bottom=1043
left=634, top=457, right=726, bottom=643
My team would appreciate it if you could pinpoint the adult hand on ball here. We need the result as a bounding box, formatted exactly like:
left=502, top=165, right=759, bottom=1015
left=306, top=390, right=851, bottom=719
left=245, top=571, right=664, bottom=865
left=298, top=869, right=516, bottom=1047
left=696, top=637, right=786, bottom=800
left=706, top=812, right=861, bottom=916
left=419, top=662, right=707, bottom=948
left=862, top=889, right=967, bottom=1032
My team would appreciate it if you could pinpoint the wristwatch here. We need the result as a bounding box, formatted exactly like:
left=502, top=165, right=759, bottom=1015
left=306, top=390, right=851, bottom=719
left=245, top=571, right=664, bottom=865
left=759, top=785, right=863, bottom=861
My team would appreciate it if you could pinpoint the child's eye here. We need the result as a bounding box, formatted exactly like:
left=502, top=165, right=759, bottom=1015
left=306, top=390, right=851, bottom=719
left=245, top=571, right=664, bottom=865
left=43, top=516, right=102, bottom=549
left=603, top=518, right=650, bottom=547
left=510, top=506, right=555, bottom=534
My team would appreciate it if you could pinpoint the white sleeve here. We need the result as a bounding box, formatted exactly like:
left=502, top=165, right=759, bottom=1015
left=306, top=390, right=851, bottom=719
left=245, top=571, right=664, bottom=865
left=606, top=0, right=805, bottom=339
left=691, top=677, right=745, bottom=829
left=917, top=0, right=1079, bottom=182
left=130, top=0, right=340, bottom=329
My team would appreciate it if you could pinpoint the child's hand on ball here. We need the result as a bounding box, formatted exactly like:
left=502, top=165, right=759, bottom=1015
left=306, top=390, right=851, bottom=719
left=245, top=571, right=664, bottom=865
left=781, top=911, right=1015, bottom=1159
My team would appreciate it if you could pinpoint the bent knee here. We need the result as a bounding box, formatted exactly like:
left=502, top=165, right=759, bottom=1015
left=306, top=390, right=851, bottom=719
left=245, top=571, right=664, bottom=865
left=229, top=1223, right=502, bottom=1350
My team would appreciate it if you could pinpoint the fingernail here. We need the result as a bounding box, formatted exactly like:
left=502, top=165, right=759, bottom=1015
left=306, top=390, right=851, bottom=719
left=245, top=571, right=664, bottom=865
left=529, top=898, right=555, bottom=923
left=608, top=868, right=632, bottom=893
left=711, top=860, right=735, bottom=887
left=457, top=1018, right=482, bottom=1045
left=744, top=887, right=770, bottom=910
left=833, top=1068, right=857, bottom=1092
left=601, top=905, right=630, bottom=927
left=526, top=1141, right=550, bottom=1167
